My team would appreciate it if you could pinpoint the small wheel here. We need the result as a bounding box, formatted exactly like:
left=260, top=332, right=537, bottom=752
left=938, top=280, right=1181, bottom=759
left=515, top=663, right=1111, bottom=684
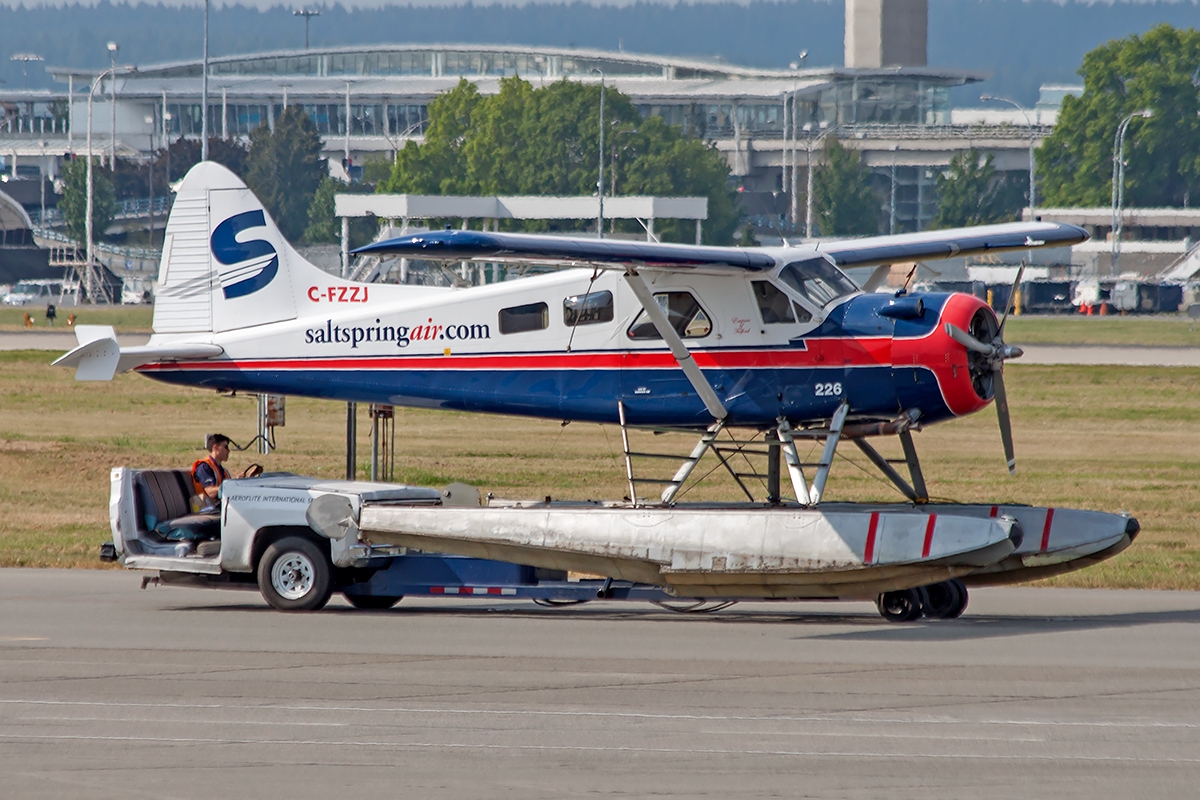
left=344, top=593, right=403, bottom=610
left=257, top=536, right=333, bottom=612
left=876, top=588, right=924, bottom=623
left=920, top=581, right=963, bottom=619
left=944, top=579, right=969, bottom=619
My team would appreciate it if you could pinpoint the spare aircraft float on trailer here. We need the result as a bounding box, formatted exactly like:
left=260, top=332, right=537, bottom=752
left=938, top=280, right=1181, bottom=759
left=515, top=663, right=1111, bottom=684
left=59, top=162, right=1138, bottom=619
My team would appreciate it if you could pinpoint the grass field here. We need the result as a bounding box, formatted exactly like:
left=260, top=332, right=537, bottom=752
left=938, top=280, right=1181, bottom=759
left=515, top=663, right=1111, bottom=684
left=0, top=306, right=154, bottom=333
left=1004, top=314, right=1200, bottom=347
left=1, top=348, right=1197, bottom=588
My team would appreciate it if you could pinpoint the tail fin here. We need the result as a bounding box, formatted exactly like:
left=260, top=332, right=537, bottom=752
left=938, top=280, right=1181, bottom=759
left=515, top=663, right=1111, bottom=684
left=154, top=162, right=359, bottom=335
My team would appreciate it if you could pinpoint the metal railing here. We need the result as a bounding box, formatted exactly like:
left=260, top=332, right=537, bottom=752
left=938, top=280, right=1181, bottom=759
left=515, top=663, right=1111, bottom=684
left=29, top=196, right=172, bottom=228
left=33, top=227, right=161, bottom=270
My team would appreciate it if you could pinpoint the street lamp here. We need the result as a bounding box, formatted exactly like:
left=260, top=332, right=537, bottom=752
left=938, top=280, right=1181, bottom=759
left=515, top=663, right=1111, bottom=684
left=86, top=64, right=118, bottom=303
left=107, top=42, right=119, bottom=171
left=201, top=0, right=210, bottom=162
left=981, top=94, right=1036, bottom=221
left=590, top=67, right=605, bottom=239
left=10, top=53, right=43, bottom=91
left=145, top=115, right=156, bottom=245
left=293, top=9, right=321, bottom=50
left=1111, top=108, right=1154, bottom=274
left=804, top=122, right=839, bottom=238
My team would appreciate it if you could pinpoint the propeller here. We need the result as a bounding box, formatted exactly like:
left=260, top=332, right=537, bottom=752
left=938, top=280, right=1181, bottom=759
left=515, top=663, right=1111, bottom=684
left=943, top=262, right=1026, bottom=475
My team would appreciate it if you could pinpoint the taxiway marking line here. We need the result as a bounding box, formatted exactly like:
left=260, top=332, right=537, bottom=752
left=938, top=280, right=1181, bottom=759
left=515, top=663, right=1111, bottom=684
left=2, top=699, right=1196, bottom=730
left=1, top=732, right=1198, bottom=763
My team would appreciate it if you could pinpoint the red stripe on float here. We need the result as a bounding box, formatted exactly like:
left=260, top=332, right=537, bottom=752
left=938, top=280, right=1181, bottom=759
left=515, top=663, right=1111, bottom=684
left=1040, top=508, right=1055, bottom=552
left=989, top=505, right=999, bottom=518
left=921, top=514, right=937, bottom=559
left=864, top=512, right=880, bottom=564
left=487, top=587, right=502, bottom=595
left=430, top=586, right=446, bottom=594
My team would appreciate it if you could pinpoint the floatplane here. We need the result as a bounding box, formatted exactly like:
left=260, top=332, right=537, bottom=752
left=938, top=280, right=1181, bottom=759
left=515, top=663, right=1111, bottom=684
left=58, top=163, right=1137, bottom=620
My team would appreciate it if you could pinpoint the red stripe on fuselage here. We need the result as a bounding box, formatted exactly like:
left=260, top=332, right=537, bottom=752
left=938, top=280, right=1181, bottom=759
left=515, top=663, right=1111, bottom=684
left=136, top=341, right=894, bottom=373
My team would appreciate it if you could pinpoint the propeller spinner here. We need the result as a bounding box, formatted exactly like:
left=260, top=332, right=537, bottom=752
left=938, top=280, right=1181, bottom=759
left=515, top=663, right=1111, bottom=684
left=943, top=263, right=1026, bottom=474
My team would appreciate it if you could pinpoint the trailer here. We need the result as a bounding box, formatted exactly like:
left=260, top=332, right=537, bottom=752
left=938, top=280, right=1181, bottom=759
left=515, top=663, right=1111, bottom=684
left=103, top=467, right=1136, bottom=622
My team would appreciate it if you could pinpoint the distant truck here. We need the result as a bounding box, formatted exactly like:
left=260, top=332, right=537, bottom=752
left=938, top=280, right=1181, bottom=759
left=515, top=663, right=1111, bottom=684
left=105, top=467, right=670, bottom=611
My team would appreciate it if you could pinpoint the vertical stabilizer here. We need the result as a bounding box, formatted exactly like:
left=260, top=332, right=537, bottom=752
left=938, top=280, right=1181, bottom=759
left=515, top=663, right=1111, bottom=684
left=152, top=162, right=318, bottom=335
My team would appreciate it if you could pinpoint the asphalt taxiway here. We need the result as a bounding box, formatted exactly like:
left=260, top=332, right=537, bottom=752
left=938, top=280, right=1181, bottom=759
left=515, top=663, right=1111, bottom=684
left=1, top=569, right=1198, bottom=799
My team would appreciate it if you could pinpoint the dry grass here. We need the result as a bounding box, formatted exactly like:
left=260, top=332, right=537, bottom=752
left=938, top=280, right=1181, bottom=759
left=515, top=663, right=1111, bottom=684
left=1004, top=314, right=1200, bottom=347
left=1, top=349, right=1198, bottom=587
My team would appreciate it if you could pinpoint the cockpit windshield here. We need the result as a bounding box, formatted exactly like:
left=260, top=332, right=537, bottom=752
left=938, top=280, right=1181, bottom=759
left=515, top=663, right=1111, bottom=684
left=776, top=258, right=859, bottom=308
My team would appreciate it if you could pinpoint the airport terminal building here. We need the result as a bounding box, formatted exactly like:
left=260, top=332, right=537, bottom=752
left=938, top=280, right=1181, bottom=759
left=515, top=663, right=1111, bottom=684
left=0, top=0, right=1053, bottom=235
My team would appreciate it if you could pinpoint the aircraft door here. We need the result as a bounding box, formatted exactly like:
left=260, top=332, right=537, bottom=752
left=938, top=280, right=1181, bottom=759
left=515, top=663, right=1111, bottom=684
left=619, top=288, right=716, bottom=426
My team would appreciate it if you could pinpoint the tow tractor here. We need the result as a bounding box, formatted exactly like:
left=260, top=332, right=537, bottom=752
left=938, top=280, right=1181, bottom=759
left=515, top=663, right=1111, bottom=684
left=103, top=465, right=1137, bottom=621
left=104, top=467, right=678, bottom=612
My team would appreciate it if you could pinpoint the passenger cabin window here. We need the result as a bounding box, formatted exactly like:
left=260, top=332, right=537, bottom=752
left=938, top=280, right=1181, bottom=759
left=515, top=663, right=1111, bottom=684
left=777, top=258, right=858, bottom=308
left=499, top=302, right=549, bottom=334
left=563, top=290, right=614, bottom=326
left=752, top=281, right=811, bottom=324
left=627, top=292, right=712, bottom=340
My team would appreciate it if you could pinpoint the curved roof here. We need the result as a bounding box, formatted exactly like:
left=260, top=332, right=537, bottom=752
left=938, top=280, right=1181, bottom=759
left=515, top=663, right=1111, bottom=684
left=48, top=43, right=983, bottom=85
left=0, top=188, right=34, bottom=233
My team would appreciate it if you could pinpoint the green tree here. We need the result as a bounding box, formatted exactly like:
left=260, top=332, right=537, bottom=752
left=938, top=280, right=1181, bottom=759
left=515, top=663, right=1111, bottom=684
left=303, top=176, right=376, bottom=247
left=59, top=157, right=115, bottom=245
left=1038, top=24, right=1200, bottom=208
left=246, top=107, right=327, bottom=241
left=932, top=149, right=1024, bottom=229
left=381, top=76, right=740, bottom=244
left=811, top=137, right=879, bottom=236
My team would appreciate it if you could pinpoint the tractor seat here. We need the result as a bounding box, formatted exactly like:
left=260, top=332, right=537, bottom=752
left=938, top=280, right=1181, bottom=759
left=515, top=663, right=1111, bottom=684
left=133, top=469, right=220, bottom=543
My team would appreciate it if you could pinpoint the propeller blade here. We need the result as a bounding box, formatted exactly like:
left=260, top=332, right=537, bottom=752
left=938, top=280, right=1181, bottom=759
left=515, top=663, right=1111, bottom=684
left=944, top=323, right=994, bottom=355
left=998, top=260, right=1027, bottom=336
left=993, top=366, right=1017, bottom=475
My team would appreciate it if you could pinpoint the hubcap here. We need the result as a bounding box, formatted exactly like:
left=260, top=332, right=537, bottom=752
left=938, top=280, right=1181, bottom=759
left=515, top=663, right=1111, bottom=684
left=271, top=552, right=315, bottom=600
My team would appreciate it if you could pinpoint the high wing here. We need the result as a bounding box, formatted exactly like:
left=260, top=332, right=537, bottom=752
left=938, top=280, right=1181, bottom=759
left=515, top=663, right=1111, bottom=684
left=353, top=221, right=1088, bottom=273
left=354, top=229, right=777, bottom=272
left=815, top=221, right=1088, bottom=268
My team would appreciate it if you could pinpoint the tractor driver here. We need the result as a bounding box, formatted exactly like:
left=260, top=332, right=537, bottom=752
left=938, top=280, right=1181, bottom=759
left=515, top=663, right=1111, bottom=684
left=191, top=433, right=262, bottom=512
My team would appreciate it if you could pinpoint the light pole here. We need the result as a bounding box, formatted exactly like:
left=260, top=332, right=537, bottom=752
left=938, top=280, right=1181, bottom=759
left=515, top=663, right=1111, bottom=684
left=1111, top=109, right=1153, bottom=274
left=107, top=42, right=119, bottom=170
left=10, top=53, right=43, bottom=91
left=86, top=65, right=117, bottom=303
left=201, top=0, right=210, bottom=162
left=145, top=115, right=155, bottom=246
left=804, top=123, right=839, bottom=238
left=591, top=68, right=605, bottom=239
left=293, top=9, right=321, bottom=49
left=981, top=94, right=1036, bottom=220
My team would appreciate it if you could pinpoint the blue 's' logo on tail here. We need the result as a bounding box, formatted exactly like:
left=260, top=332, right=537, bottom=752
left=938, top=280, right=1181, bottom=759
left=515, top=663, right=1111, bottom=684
left=211, top=210, right=279, bottom=299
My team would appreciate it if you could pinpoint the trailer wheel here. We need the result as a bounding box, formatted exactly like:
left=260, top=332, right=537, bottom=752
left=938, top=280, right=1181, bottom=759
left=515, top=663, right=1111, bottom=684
left=257, top=536, right=333, bottom=612
left=344, top=594, right=403, bottom=610
left=876, top=588, right=924, bottom=623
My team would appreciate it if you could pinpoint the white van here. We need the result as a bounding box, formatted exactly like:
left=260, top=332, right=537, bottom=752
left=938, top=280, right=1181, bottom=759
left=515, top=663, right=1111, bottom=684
left=3, top=279, right=64, bottom=306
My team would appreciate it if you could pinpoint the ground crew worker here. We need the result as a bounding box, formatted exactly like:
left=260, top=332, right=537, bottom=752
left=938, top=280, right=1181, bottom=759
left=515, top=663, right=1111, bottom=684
left=191, top=433, right=261, bottom=512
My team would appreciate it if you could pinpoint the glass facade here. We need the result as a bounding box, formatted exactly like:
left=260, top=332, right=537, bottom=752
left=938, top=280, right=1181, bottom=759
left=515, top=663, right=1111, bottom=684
left=166, top=101, right=426, bottom=137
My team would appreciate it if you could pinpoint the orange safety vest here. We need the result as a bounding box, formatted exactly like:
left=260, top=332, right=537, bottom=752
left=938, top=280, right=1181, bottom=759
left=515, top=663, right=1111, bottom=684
left=191, top=456, right=230, bottom=498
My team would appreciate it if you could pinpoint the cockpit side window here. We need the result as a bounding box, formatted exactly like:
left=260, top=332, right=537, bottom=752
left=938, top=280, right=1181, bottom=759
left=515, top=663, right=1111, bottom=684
left=751, top=281, right=812, bottom=324
left=627, top=291, right=712, bottom=340
left=777, top=258, right=859, bottom=308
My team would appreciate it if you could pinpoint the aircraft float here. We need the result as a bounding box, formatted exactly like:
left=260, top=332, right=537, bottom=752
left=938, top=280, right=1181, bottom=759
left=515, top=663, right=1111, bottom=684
left=59, top=163, right=1138, bottom=619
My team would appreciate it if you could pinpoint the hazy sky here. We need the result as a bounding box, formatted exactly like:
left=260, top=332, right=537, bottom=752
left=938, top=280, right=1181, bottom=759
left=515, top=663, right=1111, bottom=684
left=1, top=0, right=1194, bottom=8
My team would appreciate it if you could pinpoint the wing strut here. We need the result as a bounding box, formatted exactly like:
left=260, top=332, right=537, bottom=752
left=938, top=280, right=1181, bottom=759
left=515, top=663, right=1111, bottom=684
left=622, top=270, right=728, bottom=421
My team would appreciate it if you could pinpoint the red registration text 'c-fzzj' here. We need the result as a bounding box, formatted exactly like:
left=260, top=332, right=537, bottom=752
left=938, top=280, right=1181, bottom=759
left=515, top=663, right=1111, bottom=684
left=308, top=286, right=370, bottom=303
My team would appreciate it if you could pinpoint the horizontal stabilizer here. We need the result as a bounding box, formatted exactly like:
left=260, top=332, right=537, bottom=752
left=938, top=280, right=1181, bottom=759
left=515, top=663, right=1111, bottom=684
left=354, top=230, right=777, bottom=272
left=53, top=325, right=223, bottom=381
